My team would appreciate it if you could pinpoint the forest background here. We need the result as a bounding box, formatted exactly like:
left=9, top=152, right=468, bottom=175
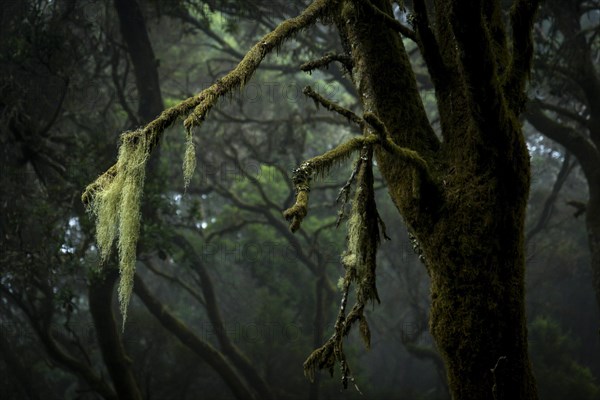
left=0, top=0, right=599, bottom=399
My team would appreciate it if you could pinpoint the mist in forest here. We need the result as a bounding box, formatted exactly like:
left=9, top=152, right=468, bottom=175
left=1, top=1, right=599, bottom=399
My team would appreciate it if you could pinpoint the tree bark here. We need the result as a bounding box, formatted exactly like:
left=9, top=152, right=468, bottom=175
left=336, top=1, right=538, bottom=398
left=88, top=269, right=143, bottom=400
left=113, top=0, right=163, bottom=122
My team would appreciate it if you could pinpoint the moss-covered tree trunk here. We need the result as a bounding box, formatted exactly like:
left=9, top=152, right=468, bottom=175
left=84, top=0, right=543, bottom=397
left=336, top=1, right=538, bottom=398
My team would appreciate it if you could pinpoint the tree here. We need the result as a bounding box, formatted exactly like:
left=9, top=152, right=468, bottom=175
left=525, top=0, right=600, bottom=314
left=84, top=0, right=544, bottom=398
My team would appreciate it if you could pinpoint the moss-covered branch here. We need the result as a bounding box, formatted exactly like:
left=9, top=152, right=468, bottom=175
left=183, top=0, right=334, bottom=131
left=302, top=85, right=365, bottom=129
left=82, top=0, right=335, bottom=326
left=412, top=0, right=448, bottom=90
left=283, top=135, right=378, bottom=232
left=304, top=147, right=381, bottom=391
left=363, top=112, right=432, bottom=187
left=300, top=52, right=353, bottom=73
left=134, top=274, right=255, bottom=400
left=447, top=0, right=506, bottom=129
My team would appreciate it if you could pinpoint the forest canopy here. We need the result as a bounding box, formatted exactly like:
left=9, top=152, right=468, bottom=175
left=1, top=1, right=599, bottom=399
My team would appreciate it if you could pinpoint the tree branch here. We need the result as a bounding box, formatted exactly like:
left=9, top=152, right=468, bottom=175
left=171, top=234, right=274, bottom=400
left=301, top=52, right=353, bottom=73
left=506, top=0, right=542, bottom=113
left=302, top=86, right=365, bottom=129
left=183, top=0, right=333, bottom=131
left=133, top=274, right=255, bottom=400
left=360, top=0, right=416, bottom=41
left=412, top=0, right=447, bottom=90
left=83, top=0, right=332, bottom=207
left=526, top=101, right=600, bottom=181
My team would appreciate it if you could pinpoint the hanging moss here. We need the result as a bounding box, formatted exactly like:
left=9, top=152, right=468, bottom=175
left=304, top=147, right=383, bottom=391
left=182, top=128, right=197, bottom=189
left=82, top=0, right=339, bottom=328
left=89, top=130, right=149, bottom=327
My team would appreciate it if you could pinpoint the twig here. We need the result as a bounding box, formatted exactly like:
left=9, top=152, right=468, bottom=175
left=301, top=52, right=353, bottom=73
left=303, top=86, right=365, bottom=129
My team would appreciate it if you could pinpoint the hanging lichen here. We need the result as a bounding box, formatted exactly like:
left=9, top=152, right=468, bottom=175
left=88, top=130, right=149, bottom=327
left=81, top=0, right=338, bottom=330
left=182, top=127, right=197, bottom=189
left=303, top=146, right=385, bottom=391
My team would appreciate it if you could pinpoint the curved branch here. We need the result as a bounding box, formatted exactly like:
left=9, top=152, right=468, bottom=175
left=171, top=234, right=274, bottom=400
left=133, top=274, right=255, bottom=400
left=525, top=152, right=574, bottom=245
left=183, top=0, right=333, bottom=130
left=526, top=101, right=600, bottom=182
left=302, top=86, right=365, bottom=129
left=83, top=0, right=332, bottom=207
left=283, top=135, right=379, bottom=231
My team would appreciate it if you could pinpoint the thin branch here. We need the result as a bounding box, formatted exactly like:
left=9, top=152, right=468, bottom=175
left=133, top=274, right=255, bottom=400
left=142, top=257, right=206, bottom=306
left=183, top=0, right=333, bottom=131
left=361, top=0, right=416, bottom=41
left=301, top=52, right=353, bottom=73
left=525, top=152, right=574, bottom=245
left=538, top=101, right=589, bottom=126
left=283, top=135, right=379, bottom=232
left=82, top=0, right=332, bottom=206
left=302, top=86, right=365, bottom=129
left=526, top=101, right=600, bottom=180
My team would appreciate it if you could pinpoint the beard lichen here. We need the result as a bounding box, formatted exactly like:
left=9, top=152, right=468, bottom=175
left=182, top=128, right=197, bottom=189
left=303, top=147, right=384, bottom=391
left=89, top=130, right=149, bottom=327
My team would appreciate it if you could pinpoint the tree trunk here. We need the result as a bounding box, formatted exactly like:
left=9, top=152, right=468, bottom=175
left=586, top=192, right=600, bottom=314
left=89, top=269, right=143, bottom=400
left=172, top=235, right=274, bottom=400
left=336, top=1, right=537, bottom=398
left=113, top=0, right=163, bottom=123
left=133, top=274, right=257, bottom=400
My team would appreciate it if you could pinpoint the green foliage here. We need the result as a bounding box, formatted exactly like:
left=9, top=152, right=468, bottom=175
left=529, top=316, right=600, bottom=400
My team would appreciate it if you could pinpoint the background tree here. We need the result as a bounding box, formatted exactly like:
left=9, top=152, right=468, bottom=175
left=83, top=0, right=542, bottom=398
left=525, top=0, right=600, bottom=314
left=1, top=1, right=599, bottom=400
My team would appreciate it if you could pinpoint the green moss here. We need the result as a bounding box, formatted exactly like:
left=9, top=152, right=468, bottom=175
left=89, top=130, right=149, bottom=327
left=182, top=128, right=197, bottom=189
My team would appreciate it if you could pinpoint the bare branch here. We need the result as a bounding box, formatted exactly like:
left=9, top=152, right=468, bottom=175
left=361, top=0, right=416, bottom=41
left=301, top=52, right=353, bottom=73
